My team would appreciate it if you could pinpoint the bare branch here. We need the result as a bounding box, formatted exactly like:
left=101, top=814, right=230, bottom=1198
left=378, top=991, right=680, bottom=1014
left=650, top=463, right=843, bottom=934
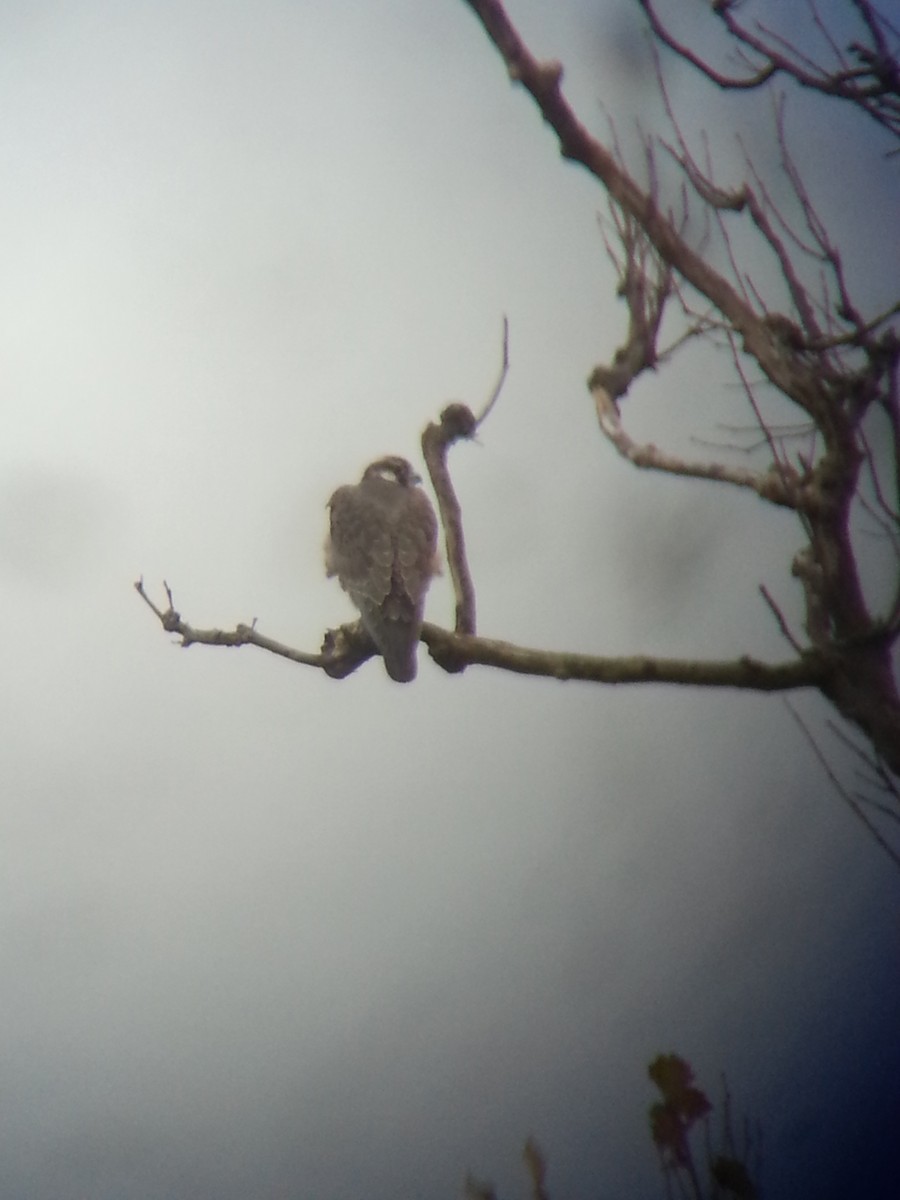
left=638, top=0, right=777, bottom=91
left=826, top=717, right=900, bottom=812
left=474, top=314, right=510, bottom=425
left=589, top=378, right=801, bottom=507
left=136, top=3, right=900, bottom=784
left=458, top=0, right=900, bottom=771
left=134, top=578, right=353, bottom=674
left=786, top=700, right=900, bottom=870
left=802, top=300, right=900, bottom=351
left=759, top=584, right=805, bottom=653
left=421, top=622, right=827, bottom=690
left=420, top=319, right=509, bottom=644
left=459, top=0, right=834, bottom=422
left=658, top=99, right=831, bottom=348
left=692, top=420, right=815, bottom=456
left=724, top=332, right=814, bottom=531
left=421, top=404, right=479, bottom=642
left=638, top=0, right=900, bottom=140
left=135, top=579, right=827, bottom=692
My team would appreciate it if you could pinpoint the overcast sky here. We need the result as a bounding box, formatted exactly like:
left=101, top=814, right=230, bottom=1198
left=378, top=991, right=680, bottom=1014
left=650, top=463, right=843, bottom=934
left=1, top=2, right=898, bottom=1198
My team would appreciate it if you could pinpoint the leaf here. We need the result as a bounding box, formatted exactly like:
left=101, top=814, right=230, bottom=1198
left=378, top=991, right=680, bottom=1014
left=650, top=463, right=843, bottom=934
left=648, top=1054, right=712, bottom=1122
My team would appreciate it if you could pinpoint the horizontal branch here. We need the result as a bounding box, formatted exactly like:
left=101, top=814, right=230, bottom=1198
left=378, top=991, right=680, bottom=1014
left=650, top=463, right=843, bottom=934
left=136, top=579, right=827, bottom=692
left=421, top=623, right=827, bottom=690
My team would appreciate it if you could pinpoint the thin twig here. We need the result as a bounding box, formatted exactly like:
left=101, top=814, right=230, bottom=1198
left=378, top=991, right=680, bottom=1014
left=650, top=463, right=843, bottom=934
left=785, top=699, right=900, bottom=870
left=759, top=585, right=804, bottom=652
left=475, top=314, right=510, bottom=425
left=134, top=578, right=359, bottom=675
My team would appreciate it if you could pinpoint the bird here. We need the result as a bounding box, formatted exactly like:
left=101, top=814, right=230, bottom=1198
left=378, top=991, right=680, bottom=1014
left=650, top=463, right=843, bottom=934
left=325, top=456, right=439, bottom=682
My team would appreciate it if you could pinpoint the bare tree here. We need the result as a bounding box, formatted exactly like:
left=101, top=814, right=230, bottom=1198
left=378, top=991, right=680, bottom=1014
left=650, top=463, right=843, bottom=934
left=138, top=0, right=900, bottom=846
left=638, top=0, right=900, bottom=141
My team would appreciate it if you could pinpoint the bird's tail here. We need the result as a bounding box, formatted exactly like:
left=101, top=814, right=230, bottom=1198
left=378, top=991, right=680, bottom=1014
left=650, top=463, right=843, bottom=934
left=379, top=625, right=418, bottom=683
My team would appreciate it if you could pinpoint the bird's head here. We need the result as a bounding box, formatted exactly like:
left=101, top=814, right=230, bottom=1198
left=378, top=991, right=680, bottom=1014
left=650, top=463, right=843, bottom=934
left=362, top=456, right=421, bottom=487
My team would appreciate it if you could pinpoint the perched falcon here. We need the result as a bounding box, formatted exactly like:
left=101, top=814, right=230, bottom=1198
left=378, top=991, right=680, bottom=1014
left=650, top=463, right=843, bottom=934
left=325, top=456, right=439, bottom=682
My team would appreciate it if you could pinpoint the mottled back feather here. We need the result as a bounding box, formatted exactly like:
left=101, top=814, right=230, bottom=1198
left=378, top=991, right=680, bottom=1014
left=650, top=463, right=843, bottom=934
left=326, top=457, right=438, bottom=682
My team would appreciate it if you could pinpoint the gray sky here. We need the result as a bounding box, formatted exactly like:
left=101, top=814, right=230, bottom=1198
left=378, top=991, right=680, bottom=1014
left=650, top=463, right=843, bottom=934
left=1, top=2, right=898, bottom=1198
